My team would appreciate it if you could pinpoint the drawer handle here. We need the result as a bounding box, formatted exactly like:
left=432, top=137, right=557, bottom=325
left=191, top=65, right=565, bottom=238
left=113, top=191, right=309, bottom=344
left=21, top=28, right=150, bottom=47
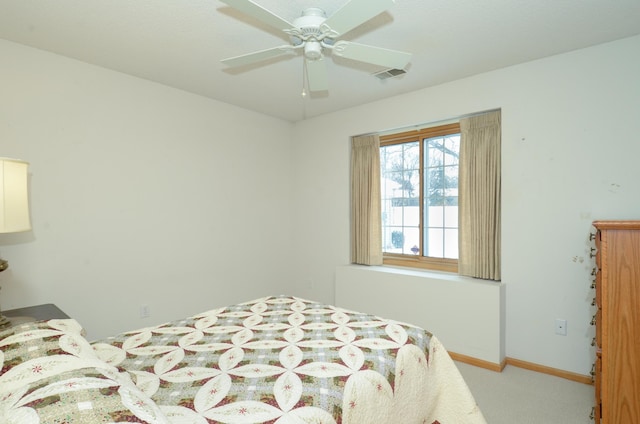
left=591, top=337, right=596, bottom=346
left=591, top=298, right=597, bottom=306
left=591, top=315, right=597, bottom=325
left=591, top=267, right=597, bottom=276
left=589, top=233, right=596, bottom=241
left=590, top=406, right=595, bottom=420
left=590, top=247, right=597, bottom=258
left=591, top=281, right=597, bottom=289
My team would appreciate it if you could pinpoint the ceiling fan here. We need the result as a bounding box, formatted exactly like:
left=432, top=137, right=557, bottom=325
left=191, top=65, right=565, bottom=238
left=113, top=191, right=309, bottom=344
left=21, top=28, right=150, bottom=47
left=219, top=0, right=412, bottom=93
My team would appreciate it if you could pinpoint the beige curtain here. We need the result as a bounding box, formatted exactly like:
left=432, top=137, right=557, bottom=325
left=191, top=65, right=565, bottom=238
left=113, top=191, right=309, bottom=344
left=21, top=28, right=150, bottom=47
left=459, top=111, right=501, bottom=280
left=351, top=134, right=383, bottom=265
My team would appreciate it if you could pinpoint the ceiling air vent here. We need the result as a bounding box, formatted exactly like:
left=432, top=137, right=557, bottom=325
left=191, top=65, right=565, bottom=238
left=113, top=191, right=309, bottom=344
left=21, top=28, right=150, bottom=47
left=373, top=68, right=407, bottom=80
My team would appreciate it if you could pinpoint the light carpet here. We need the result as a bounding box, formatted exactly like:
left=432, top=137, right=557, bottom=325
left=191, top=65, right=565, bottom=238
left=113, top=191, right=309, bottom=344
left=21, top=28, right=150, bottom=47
left=456, top=361, right=595, bottom=423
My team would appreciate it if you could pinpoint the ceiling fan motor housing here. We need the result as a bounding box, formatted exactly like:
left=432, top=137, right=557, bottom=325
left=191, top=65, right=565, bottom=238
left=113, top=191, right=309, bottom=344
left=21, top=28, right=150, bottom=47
left=294, top=7, right=326, bottom=31
left=293, top=9, right=330, bottom=38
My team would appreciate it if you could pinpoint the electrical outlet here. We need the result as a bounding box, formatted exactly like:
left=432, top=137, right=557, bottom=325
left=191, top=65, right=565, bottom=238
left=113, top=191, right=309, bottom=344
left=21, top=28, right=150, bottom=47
left=140, top=304, right=150, bottom=318
left=555, top=319, right=567, bottom=336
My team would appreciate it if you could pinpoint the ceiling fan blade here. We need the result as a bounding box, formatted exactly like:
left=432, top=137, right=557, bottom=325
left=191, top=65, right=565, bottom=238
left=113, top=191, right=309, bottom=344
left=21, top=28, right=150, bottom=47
left=332, top=40, right=411, bottom=70
left=221, top=45, right=295, bottom=67
left=324, top=0, right=395, bottom=36
left=306, top=58, right=328, bottom=92
left=220, top=0, right=294, bottom=31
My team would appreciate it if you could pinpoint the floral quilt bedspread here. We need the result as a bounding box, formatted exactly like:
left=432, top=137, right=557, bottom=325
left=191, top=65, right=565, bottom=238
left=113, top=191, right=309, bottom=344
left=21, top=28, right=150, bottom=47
left=92, top=296, right=486, bottom=424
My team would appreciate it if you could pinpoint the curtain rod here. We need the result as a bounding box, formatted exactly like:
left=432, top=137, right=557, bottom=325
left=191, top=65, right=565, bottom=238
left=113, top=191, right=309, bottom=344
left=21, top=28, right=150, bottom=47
left=354, top=108, right=501, bottom=138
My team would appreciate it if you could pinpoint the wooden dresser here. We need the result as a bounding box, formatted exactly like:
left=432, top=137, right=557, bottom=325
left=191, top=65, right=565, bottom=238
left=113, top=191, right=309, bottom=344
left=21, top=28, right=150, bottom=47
left=591, top=221, right=640, bottom=423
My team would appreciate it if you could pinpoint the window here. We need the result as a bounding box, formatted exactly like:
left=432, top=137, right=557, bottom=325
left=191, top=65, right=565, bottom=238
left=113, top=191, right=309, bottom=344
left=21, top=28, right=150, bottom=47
left=380, top=123, right=460, bottom=272
left=351, top=110, right=500, bottom=278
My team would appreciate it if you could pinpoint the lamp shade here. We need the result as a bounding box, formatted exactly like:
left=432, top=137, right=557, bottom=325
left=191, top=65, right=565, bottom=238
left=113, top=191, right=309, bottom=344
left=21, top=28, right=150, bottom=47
left=0, top=158, right=31, bottom=233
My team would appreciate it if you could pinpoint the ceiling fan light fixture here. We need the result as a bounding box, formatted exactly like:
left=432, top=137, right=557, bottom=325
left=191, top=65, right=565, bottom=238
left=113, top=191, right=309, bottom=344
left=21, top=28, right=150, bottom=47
left=304, top=41, right=323, bottom=61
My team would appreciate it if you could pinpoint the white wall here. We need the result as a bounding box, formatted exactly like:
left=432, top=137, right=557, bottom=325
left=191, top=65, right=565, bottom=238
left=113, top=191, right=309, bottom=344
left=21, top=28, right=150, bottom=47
left=0, top=39, right=295, bottom=340
left=290, top=35, right=640, bottom=375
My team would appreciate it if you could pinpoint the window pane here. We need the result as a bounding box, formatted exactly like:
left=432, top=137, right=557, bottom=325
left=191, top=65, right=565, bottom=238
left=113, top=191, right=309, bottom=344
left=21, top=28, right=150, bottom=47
left=423, top=134, right=460, bottom=260
left=444, top=229, right=458, bottom=259
left=444, top=135, right=460, bottom=166
left=427, top=141, right=443, bottom=167
left=444, top=205, right=458, bottom=227
left=404, top=143, right=420, bottom=171
left=426, top=205, right=444, bottom=227
left=427, top=167, right=443, bottom=190
left=384, top=226, right=402, bottom=253
left=380, top=141, right=420, bottom=255
left=444, top=166, right=458, bottom=190
left=381, top=203, right=394, bottom=232
left=409, top=172, right=420, bottom=199
left=381, top=145, right=403, bottom=173
left=427, top=168, right=444, bottom=206
left=403, top=226, right=420, bottom=255
left=425, top=228, right=444, bottom=257
left=403, top=203, right=420, bottom=226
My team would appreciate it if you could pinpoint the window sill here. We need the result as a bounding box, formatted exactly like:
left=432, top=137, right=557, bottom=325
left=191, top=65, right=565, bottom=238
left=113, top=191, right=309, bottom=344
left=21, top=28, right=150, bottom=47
left=349, top=263, right=498, bottom=287
left=367, top=263, right=461, bottom=281
left=383, top=255, right=458, bottom=273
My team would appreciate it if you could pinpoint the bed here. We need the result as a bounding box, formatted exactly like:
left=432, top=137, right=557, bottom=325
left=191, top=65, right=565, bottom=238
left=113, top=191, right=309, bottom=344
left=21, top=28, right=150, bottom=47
left=0, top=295, right=486, bottom=423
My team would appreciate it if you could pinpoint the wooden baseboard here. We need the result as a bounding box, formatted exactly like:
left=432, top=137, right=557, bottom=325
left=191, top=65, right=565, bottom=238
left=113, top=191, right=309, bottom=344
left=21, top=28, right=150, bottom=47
left=449, top=352, right=593, bottom=385
left=505, top=357, right=593, bottom=385
left=449, top=351, right=506, bottom=372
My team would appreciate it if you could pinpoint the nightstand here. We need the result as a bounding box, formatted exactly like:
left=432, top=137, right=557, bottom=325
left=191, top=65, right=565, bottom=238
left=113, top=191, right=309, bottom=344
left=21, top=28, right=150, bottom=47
left=2, top=304, right=70, bottom=327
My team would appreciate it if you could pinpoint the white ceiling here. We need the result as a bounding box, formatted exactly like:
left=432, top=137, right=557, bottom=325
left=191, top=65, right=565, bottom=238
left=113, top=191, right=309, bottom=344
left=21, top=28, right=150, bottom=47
left=1, top=0, right=639, bottom=122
